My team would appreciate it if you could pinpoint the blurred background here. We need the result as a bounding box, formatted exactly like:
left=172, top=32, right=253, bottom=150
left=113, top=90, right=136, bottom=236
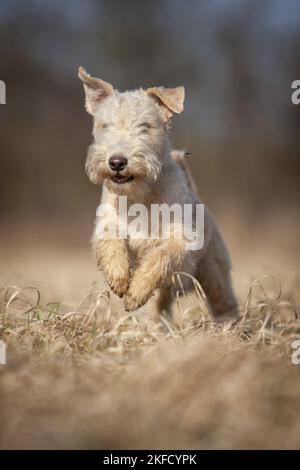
left=0, top=0, right=299, bottom=302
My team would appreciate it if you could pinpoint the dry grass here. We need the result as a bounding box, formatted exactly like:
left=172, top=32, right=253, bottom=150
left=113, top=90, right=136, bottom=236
left=1, top=270, right=300, bottom=449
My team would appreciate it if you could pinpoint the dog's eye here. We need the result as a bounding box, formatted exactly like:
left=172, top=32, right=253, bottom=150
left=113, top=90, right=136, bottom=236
left=102, top=123, right=110, bottom=129
left=139, top=122, right=152, bottom=133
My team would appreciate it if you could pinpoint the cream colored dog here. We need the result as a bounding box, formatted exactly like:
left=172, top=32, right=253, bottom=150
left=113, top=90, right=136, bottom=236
left=78, top=67, right=238, bottom=320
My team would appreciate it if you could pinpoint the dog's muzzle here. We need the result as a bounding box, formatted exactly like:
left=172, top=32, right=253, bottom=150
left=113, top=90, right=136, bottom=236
left=108, top=155, right=135, bottom=184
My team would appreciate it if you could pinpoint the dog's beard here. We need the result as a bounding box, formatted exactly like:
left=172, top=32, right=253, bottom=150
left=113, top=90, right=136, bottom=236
left=111, top=174, right=135, bottom=184
left=105, top=169, right=154, bottom=196
left=85, top=144, right=107, bottom=185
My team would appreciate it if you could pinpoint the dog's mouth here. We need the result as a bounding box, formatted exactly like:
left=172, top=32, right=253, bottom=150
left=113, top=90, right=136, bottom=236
left=111, top=174, right=135, bottom=184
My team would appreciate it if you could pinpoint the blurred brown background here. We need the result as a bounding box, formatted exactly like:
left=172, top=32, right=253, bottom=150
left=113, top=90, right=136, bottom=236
left=0, top=0, right=299, bottom=302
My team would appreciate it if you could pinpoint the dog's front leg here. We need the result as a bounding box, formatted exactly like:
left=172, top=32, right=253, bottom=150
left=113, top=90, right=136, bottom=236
left=124, top=239, right=185, bottom=311
left=95, top=239, right=131, bottom=298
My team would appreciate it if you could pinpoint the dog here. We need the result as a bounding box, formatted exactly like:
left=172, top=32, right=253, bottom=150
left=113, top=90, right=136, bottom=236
left=78, top=66, right=238, bottom=321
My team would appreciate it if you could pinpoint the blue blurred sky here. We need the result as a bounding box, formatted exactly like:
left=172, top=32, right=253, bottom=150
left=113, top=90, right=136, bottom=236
left=1, top=0, right=299, bottom=140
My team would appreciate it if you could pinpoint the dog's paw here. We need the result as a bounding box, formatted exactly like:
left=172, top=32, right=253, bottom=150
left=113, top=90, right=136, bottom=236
left=124, top=295, right=143, bottom=311
left=124, top=287, right=153, bottom=311
left=106, top=275, right=129, bottom=298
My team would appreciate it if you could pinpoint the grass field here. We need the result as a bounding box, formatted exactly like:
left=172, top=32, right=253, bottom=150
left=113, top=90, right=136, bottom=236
left=0, top=218, right=300, bottom=449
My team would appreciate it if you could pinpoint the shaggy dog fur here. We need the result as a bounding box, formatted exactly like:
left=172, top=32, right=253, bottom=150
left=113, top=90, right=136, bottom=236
left=78, top=67, right=237, bottom=320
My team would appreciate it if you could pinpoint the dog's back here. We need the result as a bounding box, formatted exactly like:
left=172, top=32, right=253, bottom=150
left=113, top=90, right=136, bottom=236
left=171, top=149, right=199, bottom=196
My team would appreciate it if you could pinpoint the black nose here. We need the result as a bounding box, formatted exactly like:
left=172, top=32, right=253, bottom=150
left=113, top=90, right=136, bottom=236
left=109, top=155, right=128, bottom=172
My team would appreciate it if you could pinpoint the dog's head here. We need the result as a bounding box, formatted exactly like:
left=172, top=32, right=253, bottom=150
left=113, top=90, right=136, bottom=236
left=78, top=67, right=185, bottom=194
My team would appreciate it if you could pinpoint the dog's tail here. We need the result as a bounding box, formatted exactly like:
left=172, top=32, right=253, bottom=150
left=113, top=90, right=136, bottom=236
left=171, top=149, right=198, bottom=196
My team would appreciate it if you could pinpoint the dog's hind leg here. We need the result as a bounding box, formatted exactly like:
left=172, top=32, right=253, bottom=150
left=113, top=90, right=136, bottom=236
left=195, top=233, right=238, bottom=322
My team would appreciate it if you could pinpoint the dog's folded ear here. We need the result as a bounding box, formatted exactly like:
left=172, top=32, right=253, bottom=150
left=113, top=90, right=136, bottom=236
left=78, top=66, right=114, bottom=115
left=146, top=86, right=185, bottom=120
